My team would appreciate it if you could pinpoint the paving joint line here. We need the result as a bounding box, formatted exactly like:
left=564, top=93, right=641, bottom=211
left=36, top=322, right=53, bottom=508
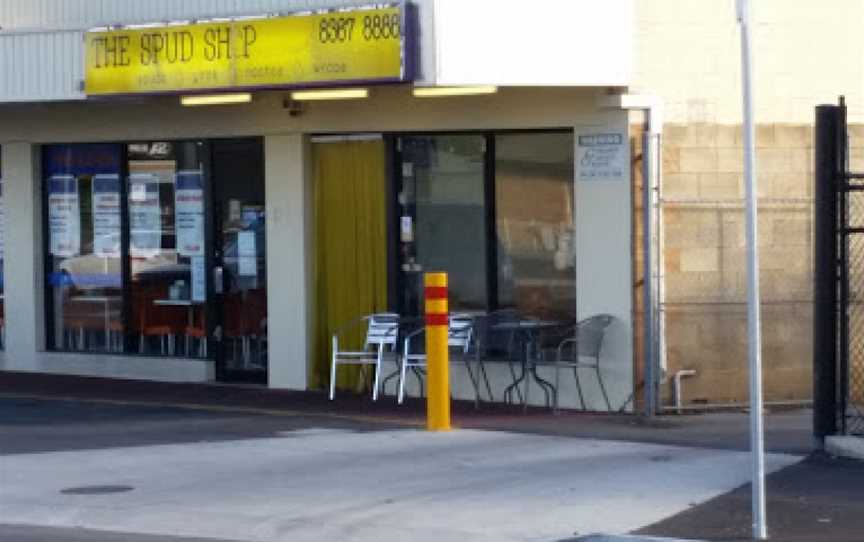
left=0, top=392, right=426, bottom=429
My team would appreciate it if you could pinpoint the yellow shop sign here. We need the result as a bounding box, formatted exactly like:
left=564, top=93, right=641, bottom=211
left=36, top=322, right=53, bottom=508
left=84, top=4, right=411, bottom=95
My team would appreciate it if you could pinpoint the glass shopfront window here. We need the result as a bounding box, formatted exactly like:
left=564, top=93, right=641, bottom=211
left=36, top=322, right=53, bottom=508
left=495, top=132, right=575, bottom=321
left=44, top=144, right=124, bottom=352
left=398, top=135, right=488, bottom=314
left=42, top=139, right=267, bottom=380
left=395, top=131, right=576, bottom=322
left=127, top=142, right=207, bottom=357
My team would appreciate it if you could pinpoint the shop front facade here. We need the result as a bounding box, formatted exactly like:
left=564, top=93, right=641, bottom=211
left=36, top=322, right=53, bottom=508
left=0, top=0, right=637, bottom=410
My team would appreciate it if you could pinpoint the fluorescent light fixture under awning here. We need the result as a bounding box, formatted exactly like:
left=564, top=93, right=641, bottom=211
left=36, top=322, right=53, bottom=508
left=180, top=93, right=252, bottom=106
left=290, top=88, right=369, bottom=101
left=412, top=86, right=498, bottom=97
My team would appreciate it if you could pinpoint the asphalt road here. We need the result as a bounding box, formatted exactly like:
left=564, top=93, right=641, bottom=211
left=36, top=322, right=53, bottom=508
left=0, top=525, right=244, bottom=542
left=637, top=453, right=864, bottom=542
left=0, top=395, right=402, bottom=455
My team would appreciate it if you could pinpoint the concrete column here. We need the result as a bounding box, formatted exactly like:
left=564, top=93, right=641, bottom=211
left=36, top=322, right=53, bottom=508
left=573, top=116, right=634, bottom=411
left=1, top=142, right=44, bottom=369
left=264, top=134, right=311, bottom=390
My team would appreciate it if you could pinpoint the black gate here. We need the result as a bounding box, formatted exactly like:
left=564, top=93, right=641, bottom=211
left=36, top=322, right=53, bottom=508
left=814, top=98, right=864, bottom=438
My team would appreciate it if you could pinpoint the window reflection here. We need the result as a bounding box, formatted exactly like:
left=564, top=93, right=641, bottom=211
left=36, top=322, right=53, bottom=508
left=399, top=135, right=488, bottom=315
left=495, top=133, right=576, bottom=321
left=127, top=142, right=207, bottom=357
left=44, top=144, right=124, bottom=352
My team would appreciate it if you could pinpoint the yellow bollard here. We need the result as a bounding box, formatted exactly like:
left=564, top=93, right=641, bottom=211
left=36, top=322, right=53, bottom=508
left=424, top=272, right=451, bottom=431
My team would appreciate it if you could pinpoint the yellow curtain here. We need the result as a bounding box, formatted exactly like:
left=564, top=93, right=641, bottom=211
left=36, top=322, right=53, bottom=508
left=311, top=140, right=388, bottom=391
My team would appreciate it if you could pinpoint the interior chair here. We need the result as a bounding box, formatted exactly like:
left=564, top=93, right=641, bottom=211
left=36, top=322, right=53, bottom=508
left=222, top=291, right=248, bottom=368
left=245, top=288, right=268, bottom=367
left=329, top=313, right=400, bottom=401
left=184, top=304, right=207, bottom=358
left=534, top=314, right=615, bottom=412
left=135, top=286, right=183, bottom=355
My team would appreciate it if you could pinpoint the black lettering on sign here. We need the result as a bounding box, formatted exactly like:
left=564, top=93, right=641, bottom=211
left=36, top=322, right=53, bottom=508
left=203, top=26, right=232, bottom=61
left=318, top=17, right=356, bottom=43
left=241, top=25, right=257, bottom=58
left=92, top=35, right=132, bottom=68
left=140, top=31, right=195, bottom=65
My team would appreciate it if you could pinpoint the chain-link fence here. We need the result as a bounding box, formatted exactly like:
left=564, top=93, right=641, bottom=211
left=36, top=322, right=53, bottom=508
left=658, top=196, right=814, bottom=409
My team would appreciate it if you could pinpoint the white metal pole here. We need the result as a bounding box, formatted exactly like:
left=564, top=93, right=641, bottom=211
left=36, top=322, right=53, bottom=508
left=736, top=0, right=767, bottom=539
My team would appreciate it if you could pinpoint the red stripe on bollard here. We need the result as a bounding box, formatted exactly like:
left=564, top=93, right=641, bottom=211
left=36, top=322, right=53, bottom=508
left=425, top=313, right=449, bottom=326
left=424, top=286, right=449, bottom=299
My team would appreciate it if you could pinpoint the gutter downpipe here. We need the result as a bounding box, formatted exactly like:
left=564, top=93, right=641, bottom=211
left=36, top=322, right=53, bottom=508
left=599, top=93, right=664, bottom=416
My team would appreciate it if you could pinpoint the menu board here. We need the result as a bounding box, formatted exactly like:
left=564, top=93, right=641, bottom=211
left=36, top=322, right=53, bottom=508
left=128, top=173, right=161, bottom=257
left=48, top=175, right=81, bottom=257
left=92, top=174, right=121, bottom=258
left=191, top=255, right=206, bottom=302
left=175, top=170, right=205, bottom=257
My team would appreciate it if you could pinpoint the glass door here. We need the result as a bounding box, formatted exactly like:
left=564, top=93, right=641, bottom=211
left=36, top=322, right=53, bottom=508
left=210, top=139, right=267, bottom=383
left=395, top=135, right=489, bottom=316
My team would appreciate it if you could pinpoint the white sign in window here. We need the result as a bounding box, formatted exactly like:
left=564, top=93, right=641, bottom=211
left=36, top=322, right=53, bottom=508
left=237, top=230, right=257, bottom=277
left=92, top=174, right=121, bottom=258
left=175, top=170, right=205, bottom=257
left=129, top=173, right=162, bottom=257
left=48, top=175, right=81, bottom=257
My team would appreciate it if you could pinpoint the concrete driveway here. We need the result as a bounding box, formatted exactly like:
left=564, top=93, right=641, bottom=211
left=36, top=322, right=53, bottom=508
left=1, top=425, right=799, bottom=542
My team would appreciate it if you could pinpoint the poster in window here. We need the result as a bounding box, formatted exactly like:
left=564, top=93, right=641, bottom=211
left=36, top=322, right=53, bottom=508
left=92, top=174, right=121, bottom=258
left=237, top=230, right=257, bottom=277
left=175, top=170, right=204, bottom=257
left=128, top=173, right=161, bottom=257
left=191, top=255, right=206, bottom=302
left=48, top=175, right=81, bottom=257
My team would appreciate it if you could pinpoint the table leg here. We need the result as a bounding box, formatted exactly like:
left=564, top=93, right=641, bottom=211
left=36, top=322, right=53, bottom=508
left=503, top=332, right=528, bottom=405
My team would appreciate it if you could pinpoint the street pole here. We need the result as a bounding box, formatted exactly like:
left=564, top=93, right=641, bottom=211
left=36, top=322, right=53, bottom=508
left=736, top=0, right=767, bottom=539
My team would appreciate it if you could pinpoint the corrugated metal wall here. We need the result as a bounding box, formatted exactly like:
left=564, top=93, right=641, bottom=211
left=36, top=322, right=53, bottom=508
left=0, top=0, right=378, bottom=31
left=0, top=30, right=83, bottom=101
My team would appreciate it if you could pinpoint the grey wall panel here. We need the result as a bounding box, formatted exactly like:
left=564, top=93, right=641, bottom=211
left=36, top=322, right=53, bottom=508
left=0, top=31, right=83, bottom=101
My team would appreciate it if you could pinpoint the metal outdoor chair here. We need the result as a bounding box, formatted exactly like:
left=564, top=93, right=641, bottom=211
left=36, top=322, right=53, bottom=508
left=329, top=313, right=400, bottom=401
left=534, top=314, right=614, bottom=412
left=478, top=308, right=522, bottom=402
left=398, top=315, right=489, bottom=407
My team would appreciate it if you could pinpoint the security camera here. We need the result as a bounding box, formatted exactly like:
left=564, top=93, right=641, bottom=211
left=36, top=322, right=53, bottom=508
left=282, top=98, right=304, bottom=117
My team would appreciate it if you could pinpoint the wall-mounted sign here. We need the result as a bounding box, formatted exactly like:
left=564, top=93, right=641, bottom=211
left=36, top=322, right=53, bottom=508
left=48, top=175, right=81, bottom=257
left=175, top=170, right=205, bottom=257
left=84, top=4, right=411, bottom=96
left=576, top=132, right=626, bottom=182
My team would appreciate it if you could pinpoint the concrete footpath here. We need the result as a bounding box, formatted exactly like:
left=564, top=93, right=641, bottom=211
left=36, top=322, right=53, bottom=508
left=2, top=372, right=862, bottom=542
left=0, top=422, right=798, bottom=541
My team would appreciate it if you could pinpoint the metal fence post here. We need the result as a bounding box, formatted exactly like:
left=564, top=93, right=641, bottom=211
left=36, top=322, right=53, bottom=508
left=643, top=131, right=658, bottom=417
left=813, top=104, right=840, bottom=442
